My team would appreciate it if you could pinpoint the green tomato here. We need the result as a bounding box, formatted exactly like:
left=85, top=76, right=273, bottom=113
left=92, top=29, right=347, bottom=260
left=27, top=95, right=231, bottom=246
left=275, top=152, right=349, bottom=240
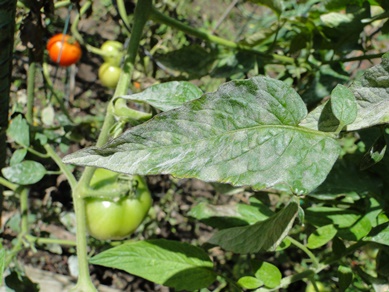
left=98, top=63, right=121, bottom=88
left=100, top=40, right=123, bottom=66
left=85, top=170, right=152, bottom=240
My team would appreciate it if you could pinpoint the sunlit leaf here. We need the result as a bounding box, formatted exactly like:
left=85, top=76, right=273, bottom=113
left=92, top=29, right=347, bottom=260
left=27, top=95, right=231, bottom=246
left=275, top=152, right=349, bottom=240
left=90, top=239, right=216, bottom=291
left=301, top=53, right=389, bottom=131
left=254, top=261, right=282, bottom=288
left=2, top=160, right=46, bottom=185
left=307, top=224, right=337, bottom=249
left=63, top=76, right=340, bottom=194
left=115, top=81, right=203, bottom=112
left=330, top=84, right=357, bottom=127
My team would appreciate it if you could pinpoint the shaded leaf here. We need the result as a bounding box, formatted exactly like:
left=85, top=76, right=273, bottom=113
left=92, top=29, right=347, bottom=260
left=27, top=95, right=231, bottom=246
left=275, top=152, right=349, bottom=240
left=7, top=114, right=30, bottom=146
left=305, top=206, right=372, bottom=240
left=249, top=0, right=283, bottom=16
left=2, top=160, right=46, bottom=185
left=63, top=76, right=340, bottom=193
left=89, top=239, right=216, bottom=291
left=115, top=81, right=203, bottom=112
left=156, top=45, right=216, bottom=78
left=188, top=198, right=272, bottom=229
left=208, top=201, right=299, bottom=254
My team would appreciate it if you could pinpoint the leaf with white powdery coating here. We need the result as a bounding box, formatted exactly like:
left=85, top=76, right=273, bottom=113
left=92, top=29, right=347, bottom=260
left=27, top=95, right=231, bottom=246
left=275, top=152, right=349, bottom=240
left=63, top=76, right=340, bottom=193
left=115, top=81, right=203, bottom=112
left=301, top=53, right=389, bottom=131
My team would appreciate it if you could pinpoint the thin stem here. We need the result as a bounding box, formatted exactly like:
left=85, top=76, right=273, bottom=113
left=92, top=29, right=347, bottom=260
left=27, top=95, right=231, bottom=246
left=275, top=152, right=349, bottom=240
left=66, top=1, right=153, bottom=291
left=287, top=236, right=320, bottom=269
left=25, top=234, right=76, bottom=246
left=25, top=145, right=50, bottom=158
left=322, top=53, right=384, bottom=64
left=4, top=187, right=30, bottom=267
left=149, top=6, right=295, bottom=65
left=26, top=50, right=36, bottom=124
left=44, top=144, right=77, bottom=190
left=19, top=187, right=29, bottom=234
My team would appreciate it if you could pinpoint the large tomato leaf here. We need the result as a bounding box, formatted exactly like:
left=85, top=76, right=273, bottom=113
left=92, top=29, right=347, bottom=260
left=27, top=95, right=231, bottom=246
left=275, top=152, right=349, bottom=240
left=63, top=76, right=340, bottom=194
left=89, top=239, right=216, bottom=291
left=208, top=200, right=298, bottom=254
left=301, top=53, right=389, bottom=132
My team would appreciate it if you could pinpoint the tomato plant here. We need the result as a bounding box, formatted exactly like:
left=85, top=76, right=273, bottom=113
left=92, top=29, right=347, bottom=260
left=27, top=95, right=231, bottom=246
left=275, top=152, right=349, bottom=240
left=84, top=169, right=152, bottom=240
left=98, top=62, right=121, bottom=88
left=101, top=40, right=123, bottom=66
left=46, top=33, right=82, bottom=67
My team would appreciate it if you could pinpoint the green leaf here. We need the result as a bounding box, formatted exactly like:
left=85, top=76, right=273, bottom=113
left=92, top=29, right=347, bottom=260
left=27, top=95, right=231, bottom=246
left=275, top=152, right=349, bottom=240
left=89, top=239, right=216, bottom=291
left=301, top=53, right=389, bottom=132
left=9, top=148, right=27, bottom=166
left=115, top=81, right=203, bottom=112
left=63, top=76, right=340, bottom=194
left=360, top=134, right=387, bottom=170
left=208, top=201, right=299, bottom=254
left=249, top=0, right=283, bottom=16
left=364, top=222, right=389, bottom=246
left=157, top=45, right=216, bottom=78
left=188, top=202, right=253, bottom=229
left=7, top=114, right=30, bottom=146
left=307, top=224, right=337, bottom=249
left=305, top=206, right=372, bottom=240
left=330, top=84, right=357, bottom=127
left=254, top=261, right=282, bottom=288
left=237, top=276, right=263, bottom=289
left=1, top=160, right=46, bottom=185
left=188, top=198, right=273, bottom=229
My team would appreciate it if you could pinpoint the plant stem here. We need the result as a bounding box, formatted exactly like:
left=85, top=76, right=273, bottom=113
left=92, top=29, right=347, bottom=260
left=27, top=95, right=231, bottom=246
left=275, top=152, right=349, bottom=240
left=19, top=187, right=29, bottom=234
left=322, top=53, right=384, bottom=64
left=149, top=6, right=295, bottom=65
left=25, top=235, right=76, bottom=246
left=44, top=144, right=77, bottom=190
left=4, top=187, right=30, bottom=267
left=287, top=236, right=320, bottom=269
left=26, top=50, right=36, bottom=124
left=66, top=1, right=153, bottom=290
left=0, top=176, right=18, bottom=191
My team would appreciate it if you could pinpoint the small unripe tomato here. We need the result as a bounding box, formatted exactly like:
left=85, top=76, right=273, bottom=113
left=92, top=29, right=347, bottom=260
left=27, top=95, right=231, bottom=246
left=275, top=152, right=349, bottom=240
left=85, top=169, right=152, bottom=240
left=101, top=40, right=124, bottom=66
left=98, top=63, right=121, bottom=88
left=46, top=34, right=82, bottom=67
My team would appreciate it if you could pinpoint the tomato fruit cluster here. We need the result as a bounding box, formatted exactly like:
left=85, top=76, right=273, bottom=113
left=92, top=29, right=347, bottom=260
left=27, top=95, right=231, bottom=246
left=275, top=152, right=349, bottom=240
left=98, top=40, right=124, bottom=88
left=85, top=168, right=152, bottom=240
left=47, top=34, right=82, bottom=67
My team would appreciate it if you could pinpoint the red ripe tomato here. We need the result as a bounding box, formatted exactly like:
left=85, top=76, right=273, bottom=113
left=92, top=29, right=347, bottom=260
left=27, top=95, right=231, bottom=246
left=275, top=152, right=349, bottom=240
left=46, top=34, right=82, bottom=67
